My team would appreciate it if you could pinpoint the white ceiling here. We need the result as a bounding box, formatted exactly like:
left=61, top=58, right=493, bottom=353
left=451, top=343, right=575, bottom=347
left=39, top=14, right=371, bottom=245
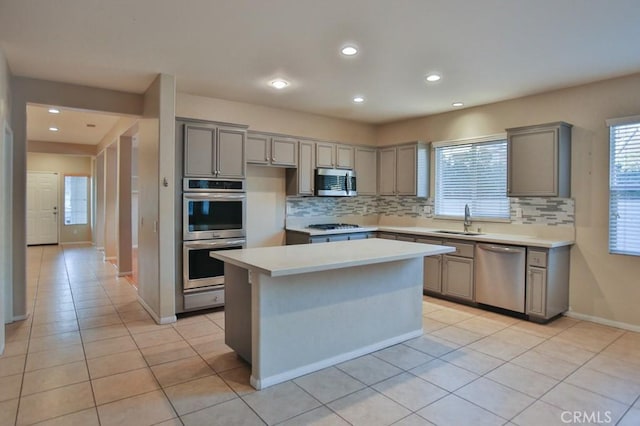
left=2, top=0, right=640, bottom=125
left=27, top=105, right=122, bottom=145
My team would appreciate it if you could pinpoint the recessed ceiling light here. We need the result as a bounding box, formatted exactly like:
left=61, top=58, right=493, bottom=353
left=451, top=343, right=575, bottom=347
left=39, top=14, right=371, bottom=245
left=452, top=102, right=464, bottom=107
left=341, top=45, right=358, bottom=56
left=49, top=126, right=59, bottom=132
left=425, top=73, right=441, bottom=82
left=353, top=96, right=365, bottom=103
left=270, top=79, right=289, bottom=89
left=48, top=108, right=60, bottom=114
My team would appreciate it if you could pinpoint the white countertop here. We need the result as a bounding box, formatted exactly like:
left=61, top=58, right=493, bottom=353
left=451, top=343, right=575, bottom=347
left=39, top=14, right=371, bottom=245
left=210, top=238, right=455, bottom=277
left=285, top=225, right=573, bottom=248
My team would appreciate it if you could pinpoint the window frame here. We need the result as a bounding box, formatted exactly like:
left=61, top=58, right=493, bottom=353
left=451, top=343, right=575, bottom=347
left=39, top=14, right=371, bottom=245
left=433, top=133, right=510, bottom=222
left=63, top=174, right=90, bottom=226
left=607, top=115, right=640, bottom=257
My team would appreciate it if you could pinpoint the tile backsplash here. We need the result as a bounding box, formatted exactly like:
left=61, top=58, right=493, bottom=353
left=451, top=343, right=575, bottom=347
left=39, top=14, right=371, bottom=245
left=286, top=196, right=574, bottom=226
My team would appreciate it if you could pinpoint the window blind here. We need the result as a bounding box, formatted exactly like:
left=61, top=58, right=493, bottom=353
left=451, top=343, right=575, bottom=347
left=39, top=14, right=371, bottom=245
left=64, top=176, right=89, bottom=225
left=609, top=122, right=640, bottom=256
left=435, top=139, right=509, bottom=219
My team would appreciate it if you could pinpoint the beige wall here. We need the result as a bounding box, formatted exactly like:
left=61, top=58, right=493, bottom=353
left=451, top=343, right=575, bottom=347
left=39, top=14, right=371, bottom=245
left=376, top=72, right=640, bottom=328
left=27, top=152, right=93, bottom=244
left=246, top=166, right=287, bottom=248
left=176, top=93, right=376, bottom=145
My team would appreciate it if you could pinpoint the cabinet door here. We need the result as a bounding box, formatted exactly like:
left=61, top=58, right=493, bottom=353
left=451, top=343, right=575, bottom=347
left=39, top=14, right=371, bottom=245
left=316, top=142, right=335, bottom=168
left=217, top=127, right=246, bottom=178
left=347, top=233, right=368, bottom=240
left=355, top=147, right=377, bottom=195
left=336, top=145, right=354, bottom=169
left=297, top=141, right=315, bottom=195
left=310, top=236, right=330, bottom=243
left=442, top=256, right=474, bottom=301
left=396, top=235, right=415, bottom=242
left=246, top=134, right=270, bottom=164
left=377, top=232, right=396, bottom=240
left=526, top=266, right=547, bottom=316
left=508, top=128, right=558, bottom=196
left=424, top=255, right=442, bottom=293
left=396, top=145, right=417, bottom=195
left=184, top=125, right=215, bottom=177
left=378, top=148, right=396, bottom=195
left=327, top=234, right=350, bottom=242
left=271, top=137, right=298, bottom=167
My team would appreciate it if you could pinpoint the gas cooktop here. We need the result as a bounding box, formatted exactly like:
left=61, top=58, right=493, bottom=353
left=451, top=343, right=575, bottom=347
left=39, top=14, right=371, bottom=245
left=307, top=223, right=361, bottom=230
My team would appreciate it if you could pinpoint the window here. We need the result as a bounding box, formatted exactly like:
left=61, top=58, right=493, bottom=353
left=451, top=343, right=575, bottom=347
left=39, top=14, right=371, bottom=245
left=64, top=175, right=88, bottom=225
left=434, top=135, right=509, bottom=220
left=608, top=118, right=640, bottom=256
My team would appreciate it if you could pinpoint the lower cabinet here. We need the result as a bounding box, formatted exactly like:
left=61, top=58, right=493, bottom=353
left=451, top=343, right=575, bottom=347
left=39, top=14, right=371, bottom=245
left=442, top=255, right=474, bottom=301
left=286, top=230, right=375, bottom=244
left=525, top=246, right=570, bottom=321
left=416, top=238, right=443, bottom=293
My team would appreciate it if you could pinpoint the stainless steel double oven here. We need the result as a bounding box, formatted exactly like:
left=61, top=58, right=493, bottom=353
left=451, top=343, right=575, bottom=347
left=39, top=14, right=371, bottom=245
left=180, top=178, right=246, bottom=312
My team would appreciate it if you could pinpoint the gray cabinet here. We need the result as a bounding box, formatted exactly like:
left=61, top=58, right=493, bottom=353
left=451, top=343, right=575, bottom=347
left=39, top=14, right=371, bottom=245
left=286, top=140, right=315, bottom=196
left=247, top=132, right=297, bottom=167
left=183, top=121, right=246, bottom=178
left=525, top=247, right=570, bottom=321
left=286, top=230, right=375, bottom=245
left=507, top=121, right=572, bottom=197
left=354, top=147, right=378, bottom=195
left=417, top=238, right=444, bottom=294
left=316, top=142, right=354, bottom=169
left=378, top=142, right=429, bottom=197
left=442, top=240, right=475, bottom=302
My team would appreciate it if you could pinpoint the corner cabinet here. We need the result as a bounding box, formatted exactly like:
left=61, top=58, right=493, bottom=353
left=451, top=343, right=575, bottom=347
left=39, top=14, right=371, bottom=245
left=507, top=122, right=572, bottom=197
left=182, top=120, right=247, bottom=179
left=378, top=142, right=429, bottom=197
left=526, top=246, right=570, bottom=322
left=247, top=132, right=298, bottom=167
left=354, top=147, right=378, bottom=195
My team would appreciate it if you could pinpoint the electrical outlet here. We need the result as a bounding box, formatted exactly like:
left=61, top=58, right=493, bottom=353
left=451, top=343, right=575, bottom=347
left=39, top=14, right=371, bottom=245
left=411, top=206, right=418, bottom=213
left=423, top=206, right=431, bottom=214
left=515, top=208, right=523, bottom=218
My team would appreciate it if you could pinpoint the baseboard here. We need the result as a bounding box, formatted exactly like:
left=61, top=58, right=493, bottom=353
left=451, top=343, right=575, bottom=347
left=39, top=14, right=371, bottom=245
left=565, top=310, right=640, bottom=333
left=59, top=241, right=93, bottom=246
left=136, top=295, right=176, bottom=325
left=12, top=313, right=29, bottom=322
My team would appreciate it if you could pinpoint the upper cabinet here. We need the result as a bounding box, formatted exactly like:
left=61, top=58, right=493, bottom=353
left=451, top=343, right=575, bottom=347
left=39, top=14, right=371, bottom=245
left=316, top=142, right=354, bottom=169
left=286, top=139, right=315, bottom=196
left=354, top=147, right=377, bottom=195
left=247, top=132, right=298, bottom=168
left=507, top=122, right=572, bottom=197
left=182, top=120, right=246, bottom=179
left=378, top=142, right=429, bottom=197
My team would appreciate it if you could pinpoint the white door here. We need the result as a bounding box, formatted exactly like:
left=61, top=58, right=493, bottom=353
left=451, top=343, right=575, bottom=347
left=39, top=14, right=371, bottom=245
left=27, top=172, right=59, bottom=245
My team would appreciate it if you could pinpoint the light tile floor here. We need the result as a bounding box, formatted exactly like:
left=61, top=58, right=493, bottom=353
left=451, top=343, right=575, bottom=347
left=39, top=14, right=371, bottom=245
left=1, top=244, right=639, bottom=425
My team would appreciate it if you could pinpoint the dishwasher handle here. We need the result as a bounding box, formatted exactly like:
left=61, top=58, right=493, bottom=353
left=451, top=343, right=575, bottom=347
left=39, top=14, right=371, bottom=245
left=477, top=244, right=525, bottom=254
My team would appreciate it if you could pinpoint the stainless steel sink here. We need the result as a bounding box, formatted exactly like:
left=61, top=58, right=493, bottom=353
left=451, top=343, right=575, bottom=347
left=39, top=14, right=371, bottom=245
left=434, top=230, right=484, bottom=236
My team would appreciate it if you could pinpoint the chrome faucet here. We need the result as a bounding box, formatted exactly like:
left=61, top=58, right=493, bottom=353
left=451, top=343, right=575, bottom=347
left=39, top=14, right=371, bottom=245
left=463, top=204, right=472, bottom=232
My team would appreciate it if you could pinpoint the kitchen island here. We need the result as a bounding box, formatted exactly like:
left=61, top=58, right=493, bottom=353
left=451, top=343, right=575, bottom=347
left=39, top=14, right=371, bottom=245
left=210, top=238, right=454, bottom=389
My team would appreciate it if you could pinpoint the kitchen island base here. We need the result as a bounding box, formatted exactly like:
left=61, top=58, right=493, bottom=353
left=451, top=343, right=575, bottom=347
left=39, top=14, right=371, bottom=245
left=225, top=258, right=424, bottom=390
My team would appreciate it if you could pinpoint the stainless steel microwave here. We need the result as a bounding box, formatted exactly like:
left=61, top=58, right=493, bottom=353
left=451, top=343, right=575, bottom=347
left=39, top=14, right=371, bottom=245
left=314, top=168, right=357, bottom=197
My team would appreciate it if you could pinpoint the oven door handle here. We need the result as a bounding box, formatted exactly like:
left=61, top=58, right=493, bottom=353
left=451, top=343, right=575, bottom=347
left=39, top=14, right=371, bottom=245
left=184, top=239, right=246, bottom=249
left=184, top=193, right=246, bottom=200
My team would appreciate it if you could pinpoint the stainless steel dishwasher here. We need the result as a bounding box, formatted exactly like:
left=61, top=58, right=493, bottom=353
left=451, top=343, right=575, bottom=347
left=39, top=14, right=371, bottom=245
left=475, top=244, right=526, bottom=313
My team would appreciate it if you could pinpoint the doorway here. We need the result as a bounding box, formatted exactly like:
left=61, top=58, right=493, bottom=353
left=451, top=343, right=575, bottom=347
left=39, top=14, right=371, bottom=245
left=26, top=171, right=59, bottom=245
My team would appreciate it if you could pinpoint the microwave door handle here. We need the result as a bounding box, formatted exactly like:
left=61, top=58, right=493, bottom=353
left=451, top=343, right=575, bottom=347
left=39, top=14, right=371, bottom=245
left=345, top=172, right=349, bottom=195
